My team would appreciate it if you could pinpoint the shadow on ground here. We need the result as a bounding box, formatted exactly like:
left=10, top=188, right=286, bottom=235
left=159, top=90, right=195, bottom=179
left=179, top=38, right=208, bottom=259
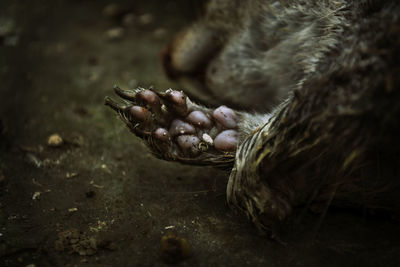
left=1, top=0, right=400, bottom=266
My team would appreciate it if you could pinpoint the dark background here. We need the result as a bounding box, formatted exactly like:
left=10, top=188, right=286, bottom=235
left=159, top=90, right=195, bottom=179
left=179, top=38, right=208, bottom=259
left=1, top=0, right=400, bottom=266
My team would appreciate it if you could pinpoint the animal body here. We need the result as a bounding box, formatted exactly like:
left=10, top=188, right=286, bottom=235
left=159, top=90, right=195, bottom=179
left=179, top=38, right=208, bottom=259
left=106, top=0, right=400, bottom=234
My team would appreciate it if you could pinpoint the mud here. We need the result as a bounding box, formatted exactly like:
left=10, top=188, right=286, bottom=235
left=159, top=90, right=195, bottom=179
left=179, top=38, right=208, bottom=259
left=1, top=0, right=400, bottom=266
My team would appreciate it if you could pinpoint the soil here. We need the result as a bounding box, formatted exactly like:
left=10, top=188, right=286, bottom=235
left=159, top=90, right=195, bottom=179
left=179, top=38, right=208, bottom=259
left=1, top=0, right=400, bottom=266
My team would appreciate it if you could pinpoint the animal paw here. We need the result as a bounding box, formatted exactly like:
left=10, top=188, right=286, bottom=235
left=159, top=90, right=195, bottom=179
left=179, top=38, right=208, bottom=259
left=105, top=86, right=239, bottom=166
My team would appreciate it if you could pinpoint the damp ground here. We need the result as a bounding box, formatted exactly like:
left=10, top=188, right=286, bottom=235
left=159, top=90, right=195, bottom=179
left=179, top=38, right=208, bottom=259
left=1, top=0, right=400, bottom=266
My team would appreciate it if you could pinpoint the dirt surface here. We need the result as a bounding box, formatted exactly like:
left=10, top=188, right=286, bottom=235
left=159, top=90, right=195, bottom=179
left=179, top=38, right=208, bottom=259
left=1, top=0, right=400, bottom=266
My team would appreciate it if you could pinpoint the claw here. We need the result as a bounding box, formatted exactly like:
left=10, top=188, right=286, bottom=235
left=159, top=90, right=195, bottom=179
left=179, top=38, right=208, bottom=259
left=113, top=85, right=137, bottom=101
left=156, top=89, right=188, bottom=116
left=106, top=93, right=156, bottom=140
left=104, top=96, right=130, bottom=112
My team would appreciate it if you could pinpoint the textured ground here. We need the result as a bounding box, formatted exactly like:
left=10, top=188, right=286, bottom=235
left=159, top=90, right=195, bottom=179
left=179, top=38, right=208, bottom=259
left=1, top=0, right=400, bottom=266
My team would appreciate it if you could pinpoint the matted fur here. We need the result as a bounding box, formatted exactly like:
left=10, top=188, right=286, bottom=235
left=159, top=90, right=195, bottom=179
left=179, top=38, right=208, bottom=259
left=166, top=0, right=400, bottom=232
left=110, top=0, right=400, bottom=234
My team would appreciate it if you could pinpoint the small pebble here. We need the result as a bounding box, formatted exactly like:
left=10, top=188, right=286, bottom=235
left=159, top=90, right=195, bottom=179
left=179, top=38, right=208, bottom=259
left=104, top=27, right=125, bottom=41
left=47, top=134, right=63, bottom=147
left=32, top=191, right=41, bottom=200
left=122, top=13, right=136, bottom=27
left=202, top=133, right=213, bottom=144
left=139, top=13, right=154, bottom=25
left=66, top=172, right=78, bottom=178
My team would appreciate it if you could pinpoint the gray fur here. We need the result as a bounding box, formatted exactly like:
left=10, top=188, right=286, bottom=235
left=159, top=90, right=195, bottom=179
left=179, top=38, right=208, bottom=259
left=170, top=0, right=355, bottom=111
left=164, top=0, right=400, bottom=232
left=123, top=0, right=400, bottom=233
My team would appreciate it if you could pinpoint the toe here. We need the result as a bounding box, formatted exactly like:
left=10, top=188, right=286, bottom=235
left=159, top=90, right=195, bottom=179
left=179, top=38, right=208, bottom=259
left=154, top=128, right=171, bottom=141
left=177, top=135, right=200, bottom=154
left=129, top=106, right=151, bottom=123
left=137, top=89, right=161, bottom=108
left=169, top=119, right=196, bottom=136
left=159, top=90, right=188, bottom=116
left=213, top=106, right=238, bottom=129
left=214, top=130, right=238, bottom=151
left=166, top=90, right=186, bottom=106
left=186, top=110, right=212, bottom=128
